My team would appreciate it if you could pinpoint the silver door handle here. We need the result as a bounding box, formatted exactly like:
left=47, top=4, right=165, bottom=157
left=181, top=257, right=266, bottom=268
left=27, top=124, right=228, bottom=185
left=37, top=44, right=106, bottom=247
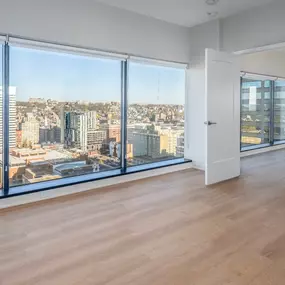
left=204, top=121, right=217, bottom=126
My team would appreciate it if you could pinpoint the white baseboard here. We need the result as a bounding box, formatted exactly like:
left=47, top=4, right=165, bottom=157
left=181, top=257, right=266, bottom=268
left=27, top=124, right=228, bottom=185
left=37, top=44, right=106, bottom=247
left=0, top=162, right=193, bottom=210
left=191, top=161, right=205, bottom=171
left=241, top=143, right=285, bottom=157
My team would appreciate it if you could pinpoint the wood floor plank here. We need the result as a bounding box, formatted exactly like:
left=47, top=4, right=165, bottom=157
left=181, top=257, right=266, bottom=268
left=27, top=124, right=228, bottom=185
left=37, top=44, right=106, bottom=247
left=1, top=150, right=285, bottom=285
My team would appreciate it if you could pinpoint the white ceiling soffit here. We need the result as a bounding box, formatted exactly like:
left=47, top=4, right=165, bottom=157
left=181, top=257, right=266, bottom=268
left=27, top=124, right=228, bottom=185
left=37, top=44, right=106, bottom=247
left=241, top=72, right=278, bottom=81
left=94, top=0, right=276, bottom=27
left=8, top=37, right=128, bottom=61
left=235, top=42, right=285, bottom=55
left=130, top=56, right=188, bottom=69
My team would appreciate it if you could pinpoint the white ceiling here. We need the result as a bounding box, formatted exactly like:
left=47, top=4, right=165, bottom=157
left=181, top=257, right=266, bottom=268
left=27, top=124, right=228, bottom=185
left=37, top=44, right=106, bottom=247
left=94, top=0, right=276, bottom=27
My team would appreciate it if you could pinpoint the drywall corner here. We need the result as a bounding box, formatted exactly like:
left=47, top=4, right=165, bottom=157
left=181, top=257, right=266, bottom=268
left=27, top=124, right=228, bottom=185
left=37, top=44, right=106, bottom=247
left=185, top=63, right=205, bottom=171
left=188, top=19, right=221, bottom=65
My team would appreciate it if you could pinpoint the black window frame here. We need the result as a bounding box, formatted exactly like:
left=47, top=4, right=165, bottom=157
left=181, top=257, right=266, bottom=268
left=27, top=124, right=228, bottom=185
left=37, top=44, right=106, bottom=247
left=0, top=36, right=190, bottom=199
left=240, top=73, right=285, bottom=152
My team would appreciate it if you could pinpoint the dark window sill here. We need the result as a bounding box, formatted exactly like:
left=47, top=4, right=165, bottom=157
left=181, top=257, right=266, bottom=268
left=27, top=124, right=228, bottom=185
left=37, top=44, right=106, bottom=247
left=274, top=140, right=285, bottom=146
left=241, top=143, right=270, bottom=152
left=241, top=141, right=285, bottom=152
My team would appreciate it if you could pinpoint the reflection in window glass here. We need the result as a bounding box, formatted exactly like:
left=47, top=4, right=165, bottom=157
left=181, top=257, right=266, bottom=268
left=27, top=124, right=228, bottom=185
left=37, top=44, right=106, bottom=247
left=241, top=78, right=271, bottom=149
left=9, top=46, right=121, bottom=187
left=274, top=80, right=285, bottom=142
left=127, top=62, right=185, bottom=166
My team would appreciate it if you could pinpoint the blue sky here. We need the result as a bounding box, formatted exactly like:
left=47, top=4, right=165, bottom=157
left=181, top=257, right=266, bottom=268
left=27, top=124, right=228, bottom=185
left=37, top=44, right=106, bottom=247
left=8, top=47, right=185, bottom=105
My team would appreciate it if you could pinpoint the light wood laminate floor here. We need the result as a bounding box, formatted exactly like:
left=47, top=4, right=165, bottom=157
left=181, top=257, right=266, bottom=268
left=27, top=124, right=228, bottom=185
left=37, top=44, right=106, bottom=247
left=1, top=150, right=285, bottom=285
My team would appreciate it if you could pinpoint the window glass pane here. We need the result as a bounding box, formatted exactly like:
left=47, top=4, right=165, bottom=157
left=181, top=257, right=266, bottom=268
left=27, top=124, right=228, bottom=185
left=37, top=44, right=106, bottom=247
left=275, top=81, right=285, bottom=87
left=264, top=81, right=271, bottom=88
left=274, top=79, right=285, bottom=142
left=242, top=81, right=262, bottom=89
left=0, top=45, right=2, bottom=191
left=10, top=46, right=121, bottom=187
left=127, top=62, right=185, bottom=166
left=241, top=78, right=271, bottom=149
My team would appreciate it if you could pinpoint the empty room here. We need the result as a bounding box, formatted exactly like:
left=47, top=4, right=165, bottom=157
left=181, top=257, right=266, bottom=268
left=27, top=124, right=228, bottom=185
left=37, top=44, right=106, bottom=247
left=1, top=0, right=285, bottom=284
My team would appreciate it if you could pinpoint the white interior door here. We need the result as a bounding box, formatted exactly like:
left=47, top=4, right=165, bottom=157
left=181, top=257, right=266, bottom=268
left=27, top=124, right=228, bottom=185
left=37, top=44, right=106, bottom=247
left=205, top=49, right=240, bottom=185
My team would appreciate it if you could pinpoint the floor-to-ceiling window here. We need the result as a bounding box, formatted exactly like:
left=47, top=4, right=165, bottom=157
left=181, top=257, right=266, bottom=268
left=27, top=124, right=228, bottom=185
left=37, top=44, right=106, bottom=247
left=241, top=76, right=271, bottom=150
left=9, top=46, right=122, bottom=187
left=127, top=61, right=185, bottom=167
left=241, top=74, right=285, bottom=150
left=0, top=37, right=188, bottom=198
left=274, top=79, right=285, bottom=143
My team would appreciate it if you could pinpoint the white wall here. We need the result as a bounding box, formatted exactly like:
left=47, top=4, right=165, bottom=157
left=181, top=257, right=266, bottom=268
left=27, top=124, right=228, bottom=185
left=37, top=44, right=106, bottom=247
left=188, top=19, right=221, bottom=65
left=186, top=20, right=221, bottom=169
left=0, top=0, right=190, bottom=63
left=186, top=1, right=285, bottom=56
left=239, top=51, right=285, bottom=77
left=185, top=65, right=205, bottom=170
left=221, top=0, right=285, bottom=52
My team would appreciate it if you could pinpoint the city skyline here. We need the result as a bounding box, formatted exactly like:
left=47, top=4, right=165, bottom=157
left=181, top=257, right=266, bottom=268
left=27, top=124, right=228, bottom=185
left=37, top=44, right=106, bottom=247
left=5, top=99, right=184, bottom=187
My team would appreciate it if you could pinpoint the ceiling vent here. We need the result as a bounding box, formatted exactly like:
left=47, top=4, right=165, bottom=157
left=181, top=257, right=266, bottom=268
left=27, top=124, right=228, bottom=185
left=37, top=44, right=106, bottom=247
left=206, top=0, right=219, bottom=5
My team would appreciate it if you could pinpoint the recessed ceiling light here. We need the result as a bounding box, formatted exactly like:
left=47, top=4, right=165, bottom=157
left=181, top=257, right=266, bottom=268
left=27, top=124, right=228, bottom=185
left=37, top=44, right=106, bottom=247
left=206, top=0, right=219, bottom=5
left=207, top=11, right=218, bottom=17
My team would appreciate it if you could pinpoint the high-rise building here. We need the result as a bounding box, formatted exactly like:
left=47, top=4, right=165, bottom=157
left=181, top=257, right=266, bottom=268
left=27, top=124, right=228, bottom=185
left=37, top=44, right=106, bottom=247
left=39, top=127, right=49, bottom=144
left=76, top=114, right=88, bottom=151
left=0, top=86, right=17, bottom=149
left=147, top=134, right=168, bottom=158
left=129, top=131, right=169, bottom=159
left=39, top=126, right=61, bottom=144
left=65, top=112, right=88, bottom=151
left=87, top=130, right=107, bottom=152
left=53, top=126, right=61, bottom=143
left=87, top=111, right=97, bottom=130
left=21, top=113, right=40, bottom=146
left=160, top=128, right=184, bottom=156
left=106, top=124, right=121, bottom=142
left=65, top=112, right=76, bottom=148
left=60, top=107, right=65, bottom=144
left=109, top=141, right=133, bottom=159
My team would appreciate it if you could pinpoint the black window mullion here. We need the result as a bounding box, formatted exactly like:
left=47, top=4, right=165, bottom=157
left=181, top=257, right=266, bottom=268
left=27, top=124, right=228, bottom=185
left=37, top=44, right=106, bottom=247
left=120, top=60, right=128, bottom=172
left=3, top=41, right=9, bottom=195
left=270, top=80, right=275, bottom=145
